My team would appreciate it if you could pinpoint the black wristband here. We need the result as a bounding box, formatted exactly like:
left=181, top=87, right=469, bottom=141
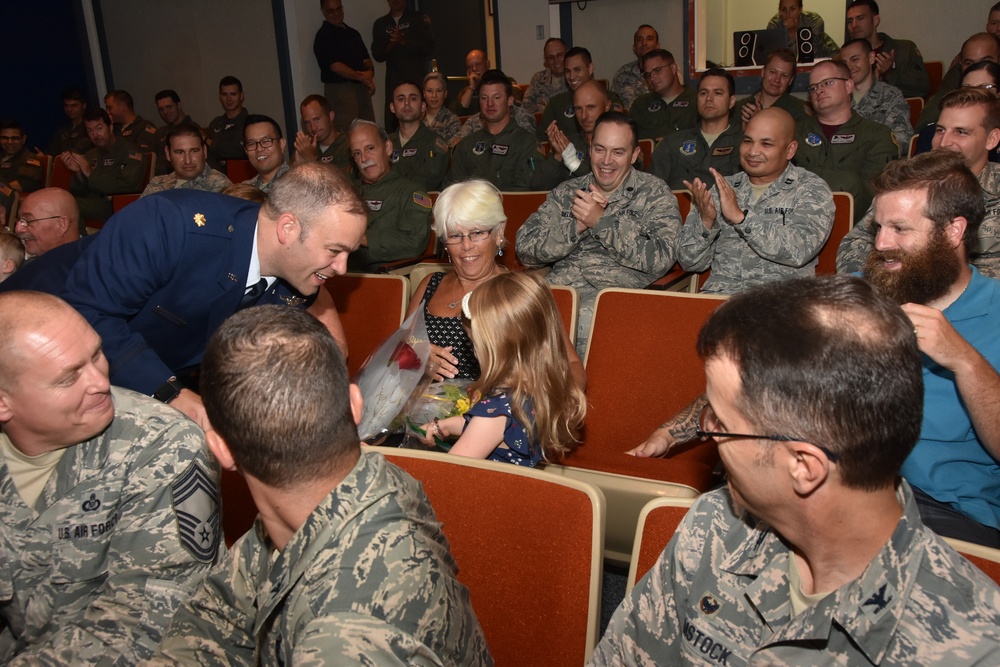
left=152, top=376, right=184, bottom=404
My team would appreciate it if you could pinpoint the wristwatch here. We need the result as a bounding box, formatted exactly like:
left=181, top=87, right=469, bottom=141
left=152, top=376, right=184, bottom=404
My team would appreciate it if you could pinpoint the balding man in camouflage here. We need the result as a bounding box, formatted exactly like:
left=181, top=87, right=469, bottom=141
left=517, top=112, right=681, bottom=353
left=152, top=306, right=491, bottom=666
left=677, top=107, right=834, bottom=294
left=591, top=275, right=1000, bottom=666
left=0, top=292, right=221, bottom=665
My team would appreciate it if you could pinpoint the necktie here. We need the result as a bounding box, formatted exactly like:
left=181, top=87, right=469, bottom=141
left=238, top=278, right=268, bottom=310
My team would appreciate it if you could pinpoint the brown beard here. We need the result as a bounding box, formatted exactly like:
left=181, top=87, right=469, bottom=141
left=862, top=228, right=963, bottom=305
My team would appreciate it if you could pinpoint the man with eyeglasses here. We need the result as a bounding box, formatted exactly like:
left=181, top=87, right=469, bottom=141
left=207, top=76, right=251, bottom=172
left=611, top=25, right=659, bottom=111
left=840, top=38, right=912, bottom=157
left=917, top=33, right=1000, bottom=131
left=840, top=88, right=1000, bottom=279
left=792, top=59, right=895, bottom=221
left=0, top=120, right=45, bottom=223
left=517, top=111, right=681, bottom=353
left=594, top=273, right=1000, bottom=665
left=241, top=115, right=289, bottom=193
left=523, top=38, right=570, bottom=115
left=732, top=48, right=810, bottom=132
left=347, top=119, right=431, bottom=272
left=628, top=48, right=697, bottom=141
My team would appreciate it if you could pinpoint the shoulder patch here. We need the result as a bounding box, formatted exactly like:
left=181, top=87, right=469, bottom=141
left=435, top=137, right=448, bottom=152
left=145, top=125, right=156, bottom=134
left=0, top=183, right=10, bottom=196
left=128, top=151, right=142, bottom=161
left=171, top=461, right=220, bottom=563
left=413, top=192, right=432, bottom=208
left=26, top=159, right=41, bottom=167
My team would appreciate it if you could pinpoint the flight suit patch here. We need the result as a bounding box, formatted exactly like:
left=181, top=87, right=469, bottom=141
left=680, top=140, right=697, bottom=156
left=831, top=134, right=856, bottom=144
left=712, top=146, right=734, bottom=156
left=366, top=199, right=383, bottom=212
left=491, top=144, right=509, bottom=156
left=805, top=133, right=823, bottom=147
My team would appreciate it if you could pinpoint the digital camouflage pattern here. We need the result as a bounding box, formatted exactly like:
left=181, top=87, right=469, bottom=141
left=853, top=81, right=914, bottom=158
left=677, top=163, right=835, bottom=294
left=589, top=482, right=1000, bottom=666
left=837, top=162, right=1000, bottom=279
left=241, top=162, right=289, bottom=194
left=611, top=60, right=647, bottom=112
left=523, top=68, right=570, bottom=115
left=141, top=163, right=232, bottom=198
left=151, top=451, right=492, bottom=667
left=423, top=108, right=463, bottom=146
left=0, top=388, right=221, bottom=665
left=516, top=168, right=681, bottom=350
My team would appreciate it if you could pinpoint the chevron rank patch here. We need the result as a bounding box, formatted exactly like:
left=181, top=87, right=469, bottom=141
left=171, top=461, right=220, bottom=563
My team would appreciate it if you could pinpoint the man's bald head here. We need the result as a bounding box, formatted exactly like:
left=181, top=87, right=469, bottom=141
left=16, top=188, right=79, bottom=256
left=0, top=292, right=81, bottom=388
left=749, top=106, right=796, bottom=143
left=573, top=80, right=612, bottom=135
left=961, top=32, right=1000, bottom=71
left=741, top=107, right=798, bottom=184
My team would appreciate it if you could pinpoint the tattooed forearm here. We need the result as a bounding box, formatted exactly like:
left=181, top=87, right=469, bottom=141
left=663, top=394, right=708, bottom=444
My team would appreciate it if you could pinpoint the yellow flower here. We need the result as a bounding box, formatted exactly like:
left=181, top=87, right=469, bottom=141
left=455, top=397, right=471, bottom=415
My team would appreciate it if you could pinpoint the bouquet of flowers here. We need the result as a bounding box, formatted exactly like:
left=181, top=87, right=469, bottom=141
left=402, top=379, right=475, bottom=451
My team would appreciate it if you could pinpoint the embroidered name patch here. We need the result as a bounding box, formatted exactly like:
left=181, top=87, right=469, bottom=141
left=402, top=147, right=418, bottom=158
left=712, top=146, right=735, bottom=156
left=831, top=134, right=856, bottom=144
left=491, top=144, right=509, bottom=156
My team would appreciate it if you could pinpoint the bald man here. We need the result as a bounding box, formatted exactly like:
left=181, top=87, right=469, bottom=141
left=919, top=32, right=1000, bottom=129
left=677, top=107, right=835, bottom=295
left=0, top=292, right=221, bottom=664
left=546, top=80, right=612, bottom=180
left=12, top=188, right=80, bottom=257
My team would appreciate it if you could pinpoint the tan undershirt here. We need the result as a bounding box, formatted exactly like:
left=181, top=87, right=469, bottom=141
left=789, top=553, right=832, bottom=616
left=0, top=432, right=65, bottom=508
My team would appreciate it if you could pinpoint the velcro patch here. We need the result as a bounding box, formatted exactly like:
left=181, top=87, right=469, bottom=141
left=435, top=137, right=448, bottom=152
left=27, top=159, right=41, bottom=167
left=402, top=147, right=418, bottom=158
left=413, top=192, right=432, bottom=208
left=128, top=151, right=142, bottom=161
left=366, top=199, right=383, bottom=212
left=831, top=134, right=856, bottom=144
left=145, top=125, right=156, bottom=134
left=171, top=461, right=220, bottom=563
left=672, top=100, right=690, bottom=107
left=103, top=158, right=115, bottom=167
left=712, top=146, right=735, bottom=156
left=491, top=144, right=509, bottom=156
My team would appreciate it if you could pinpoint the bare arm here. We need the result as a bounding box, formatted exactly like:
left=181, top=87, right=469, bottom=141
left=627, top=394, right=707, bottom=457
left=307, top=288, right=348, bottom=359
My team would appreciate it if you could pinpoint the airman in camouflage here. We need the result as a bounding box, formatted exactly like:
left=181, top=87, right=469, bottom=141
left=591, top=275, right=1000, bottom=667
left=611, top=25, right=660, bottom=111
left=537, top=47, right=624, bottom=141
left=678, top=108, right=834, bottom=294
left=141, top=163, right=232, bottom=198
left=0, top=293, right=221, bottom=665
left=841, top=38, right=913, bottom=157
left=838, top=90, right=1000, bottom=278
left=517, top=112, right=681, bottom=351
left=523, top=38, right=570, bottom=114
left=629, top=49, right=697, bottom=141
left=151, top=306, right=491, bottom=666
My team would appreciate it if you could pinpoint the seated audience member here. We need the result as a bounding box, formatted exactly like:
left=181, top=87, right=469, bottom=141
left=628, top=48, right=697, bottom=141
left=293, top=94, right=350, bottom=170
left=152, top=90, right=199, bottom=175
left=0, top=292, right=222, bottom=664
left=451, top=49, right=490, bottom=116
left=0, top=232, right=24, bottom=282
left=241, top=115, right=289, bottom=193
left=12, top=188, right=80, bottom=257
left=915, top=61, right=1000, bottom=157
left=846, top=0, right=930, bottom=98
left=422, top=72, right=463, bottom=145
left=794, top=59, right=896, bottom=220
left=0, top=120, right=45, bottom=220
left=841, top=37, right=913, bottom=156
left=46, top=87, right=92, bottom=156
left=452, top=98, right=537, bottom=146
left=523, top=38, right=570, bottom=115
left=61, top=107, right=144, bottom=228
left=677, top=107, right=834, bottom=294
left=592, top=274, right=1000, bottom=665
left=142, top=123, right=231, bottom=197
left=840, top=88, right=1000, bottom=278
left=546, top=80, right=613, bottom=181
left=416, top=272, right=586, bottom=468
left=539, top=47, right=624, bottom=141
left=347, top=119, right=431, bottom=272
left=104, top=89, right=158, bottom=153
left=651, top=68, right=742, bottom=189
left=207, top=75, right=251, bottom=171
left=446, top=70, right=558, bottom=191
left=517, top=112, right=681, bottom=353
left=388, top=81, right=448, bottom=191
left=919, top=32, right=1000, bottom=130
left=151, top=306, right=492, bottom=665
left=222, top=182, right=266, bottom=202
left=408, top=179, right=586, bottom=388
left=767, top=0, right=839, bottom=60
left=732, top=48, right=811, bottom=131
left=611, top=25, right=659, bottom=110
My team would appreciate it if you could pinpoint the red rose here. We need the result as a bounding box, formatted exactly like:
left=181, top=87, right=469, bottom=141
left=388, top=340, right=421, bottom=371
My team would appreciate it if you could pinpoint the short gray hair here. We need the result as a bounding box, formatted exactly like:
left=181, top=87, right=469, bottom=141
left=348, top=118, right=389, bottom=144
left=432, top=179, right=507, bottom=237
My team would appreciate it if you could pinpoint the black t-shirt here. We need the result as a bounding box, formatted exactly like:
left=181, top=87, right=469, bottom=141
left=313, top=21, right=371, bottom=84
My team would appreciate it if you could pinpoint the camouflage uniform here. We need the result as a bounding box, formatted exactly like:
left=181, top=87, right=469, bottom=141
left=732, top=92, right=811, bottom=131
left=677, top=163, right=835, bottom=295
left=629, top=88, right=699, bottom=141
left=207, top=108, right=250, bottom=171
left=70, top=139, right=145, bottom=224
left=349, top=169, right=432, bottom=271
left=317, top=133, right=351, bottom=171
left=153, top=115, right=198, bottom=175
left=793, top=111, right=896, bottom=222
left=424, top=108, right=463, bottom=145
left=876, top=33, right=930, bottom=99
left=46, top=124, right=92, bottom=156
left=837, top=163, right=1000, bottom=278
left=650, top=124, right=743, bottom=190
left=151, top=451, right=492, bottom=667
left=537, top=90, right=625, bottom=141
left=516, top=169, right=681, bottom=350
left=523, top=68, right=569, bottom=115
left=0, top=388, right=221, bottom=665
left=611, top=60, right=647, bottom=112
left=117, top=115, right=158, bottom=153
left=853, top=81, right=913, bottom=157
left=241, top=162, right=289, bottom=194
left=589, top=482, right=1000, bottom=666
left=390, top=123, right=449, bottom=191
left=141, top=163, right=232, bottom=198
left=455, top=105, right=537, bottom=145
left=446, top=120, right=558, bottom=191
